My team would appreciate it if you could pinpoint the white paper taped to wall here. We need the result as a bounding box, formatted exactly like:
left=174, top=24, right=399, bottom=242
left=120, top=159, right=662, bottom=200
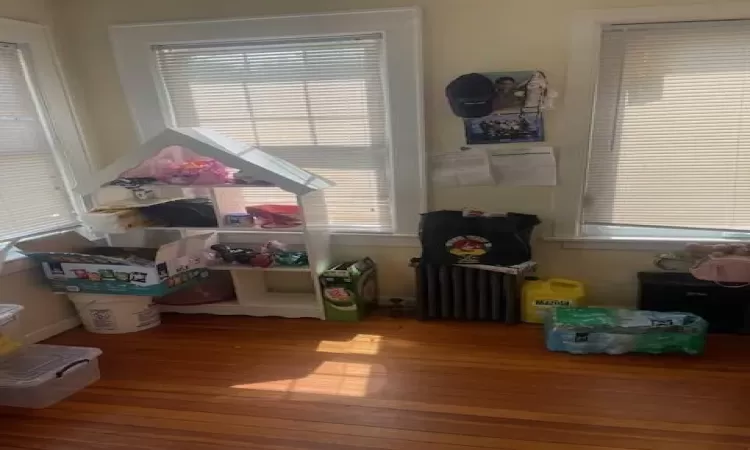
left=432, top=150, right=495, bottom=187
left=489, top=146, right=557, bottom=186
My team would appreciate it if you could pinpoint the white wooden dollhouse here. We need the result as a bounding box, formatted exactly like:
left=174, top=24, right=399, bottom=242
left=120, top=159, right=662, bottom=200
left=76, top=127, right=334, bottom=319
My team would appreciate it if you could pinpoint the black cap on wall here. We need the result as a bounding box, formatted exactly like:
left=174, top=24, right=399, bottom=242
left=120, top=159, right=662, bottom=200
left=445, top=73, right=495, bottom=118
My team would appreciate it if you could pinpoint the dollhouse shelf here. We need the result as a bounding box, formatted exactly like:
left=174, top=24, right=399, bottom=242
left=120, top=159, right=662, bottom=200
left=158, top=294, right=319, bottom=319
left=143, top=226, right=305, bottom=234
left=127, top=183, right=283, bottom=189
left=77, top=127, right=335, bottom=320
left=208, top=264, right=311, bottom=272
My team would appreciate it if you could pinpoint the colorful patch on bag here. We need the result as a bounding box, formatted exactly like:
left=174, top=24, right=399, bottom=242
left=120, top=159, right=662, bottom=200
left=129, top=272, right=148, bottom=283
left=114, top=272, right=130, bottom=281
left=325, top=287, right=352, bottom=303
left=157, top=263, right=169, bottom=280
left=98, top=269, right=116, bottom=280
left=49, top=262, right=65, bottom=275
left=445, top=235, right=492, bottom=263
left=72, top=269, right=89, bottom=279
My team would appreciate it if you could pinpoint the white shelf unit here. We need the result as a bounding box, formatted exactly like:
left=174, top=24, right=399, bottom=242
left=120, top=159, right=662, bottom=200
left=144, top=226, right=304, bottom=234
left=158, top=295, right=320, bottom=319
left=208, top=264, right=311, bottom=272
left=77, top=127, right=335, bottom=320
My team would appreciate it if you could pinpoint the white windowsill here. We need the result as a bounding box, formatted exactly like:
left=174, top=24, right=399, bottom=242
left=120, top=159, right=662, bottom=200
left=545, top=235, right=750, bottom=251
left=332, top=232, right=420, bottom=248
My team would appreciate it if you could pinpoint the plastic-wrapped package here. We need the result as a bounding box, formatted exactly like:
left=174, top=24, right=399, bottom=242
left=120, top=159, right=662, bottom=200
left=545, top=307, right=707, bottom=355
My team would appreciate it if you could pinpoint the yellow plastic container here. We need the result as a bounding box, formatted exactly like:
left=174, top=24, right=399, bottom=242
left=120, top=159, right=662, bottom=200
left=522, top=279, right=585, bottom=323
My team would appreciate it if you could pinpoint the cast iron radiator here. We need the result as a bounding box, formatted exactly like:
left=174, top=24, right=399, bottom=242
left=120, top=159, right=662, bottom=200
left=411, top=258, right=522, bottom=323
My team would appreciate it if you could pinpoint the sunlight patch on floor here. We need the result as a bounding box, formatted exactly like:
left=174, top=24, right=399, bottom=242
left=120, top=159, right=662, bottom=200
left=230, top=362, right=386, bottom=397
left=315, top=334, right=383, bottom=355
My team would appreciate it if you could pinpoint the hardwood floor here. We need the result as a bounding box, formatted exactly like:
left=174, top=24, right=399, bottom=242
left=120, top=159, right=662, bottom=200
left=1, top=314, right=750, bottom=450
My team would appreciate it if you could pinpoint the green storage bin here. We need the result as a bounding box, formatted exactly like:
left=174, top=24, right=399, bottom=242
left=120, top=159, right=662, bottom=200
left=320, top=258, right=378, bottom=321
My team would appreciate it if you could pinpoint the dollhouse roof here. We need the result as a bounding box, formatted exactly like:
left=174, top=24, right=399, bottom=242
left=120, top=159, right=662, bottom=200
left=75, top=127, right=333, bottom=196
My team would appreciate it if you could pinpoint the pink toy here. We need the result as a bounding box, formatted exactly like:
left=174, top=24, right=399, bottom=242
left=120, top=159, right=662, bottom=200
left=120, top=146, right=233, bottom=185
left=691, top=255, right=750, bottom=284
left=687, top=242, right=750, bottom=284
left=168, top=159, right=230, bottom=185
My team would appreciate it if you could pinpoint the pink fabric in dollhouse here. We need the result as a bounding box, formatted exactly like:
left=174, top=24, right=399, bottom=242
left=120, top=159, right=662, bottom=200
left=120, top=146, right=234, bottom=185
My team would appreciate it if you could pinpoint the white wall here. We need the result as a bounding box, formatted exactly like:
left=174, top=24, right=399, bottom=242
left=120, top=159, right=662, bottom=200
left=0, top=0, right=52, bottom=24
left=44, top=0, right=738, bottom=307
left=0, top=0, right=80, bottom=341
left=0, top=268, right=78, bottom=341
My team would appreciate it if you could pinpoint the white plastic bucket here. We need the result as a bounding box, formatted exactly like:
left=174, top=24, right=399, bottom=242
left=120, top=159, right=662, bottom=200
left=68, top=294, right=160, bottom=334
left=0, top=305, right=24, bottom=358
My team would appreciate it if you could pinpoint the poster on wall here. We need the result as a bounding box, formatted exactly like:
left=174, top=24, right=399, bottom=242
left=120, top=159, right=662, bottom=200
left=464, top=112, right=544, bottom=145
left=463, top=71, right=546, bottom=145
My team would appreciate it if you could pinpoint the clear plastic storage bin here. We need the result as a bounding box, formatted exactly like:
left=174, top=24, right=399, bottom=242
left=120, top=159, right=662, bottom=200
left=0, top=305, right=24, bottom=358
left=0, top=344, right=102, bottom=408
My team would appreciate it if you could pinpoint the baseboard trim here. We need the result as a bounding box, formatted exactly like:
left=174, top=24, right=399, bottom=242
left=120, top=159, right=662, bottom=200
left=377, top=297, right=416, bottom=307
left=25, top=316, right=81, bottom=344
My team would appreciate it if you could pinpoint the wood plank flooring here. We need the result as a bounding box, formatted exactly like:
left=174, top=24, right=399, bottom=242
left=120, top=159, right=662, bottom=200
left=1, top=314, right=750, bottom=450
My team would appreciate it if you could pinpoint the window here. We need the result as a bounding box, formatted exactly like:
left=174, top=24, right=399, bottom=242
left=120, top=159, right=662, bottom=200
left=585, top=20, right=750, bottom=239
left=0, top=19, right=89, bottom=244
left=154, top=37, right=390, bottom=230
left=558, top=5, right=750, bottom=242
left=110, top=9, right=425, bottom=237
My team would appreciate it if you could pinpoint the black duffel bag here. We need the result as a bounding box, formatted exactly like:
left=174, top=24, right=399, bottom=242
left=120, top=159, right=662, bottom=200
left=419, top=210, right=540, bottom=266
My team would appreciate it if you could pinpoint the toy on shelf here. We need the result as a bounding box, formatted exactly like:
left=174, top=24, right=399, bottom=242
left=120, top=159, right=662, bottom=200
left=222, top=205, right=304, bottom=229
left=245, top=205, right=303, bottom=229
left=140, top=199, right=218, bottom=228
left=224, top=214, right=255, bottom=227
left=210, top=241, right=309, bottom=269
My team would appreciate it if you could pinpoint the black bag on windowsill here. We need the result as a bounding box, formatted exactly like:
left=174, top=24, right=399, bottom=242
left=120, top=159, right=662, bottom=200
left=419, top=210, right=540, bottom=266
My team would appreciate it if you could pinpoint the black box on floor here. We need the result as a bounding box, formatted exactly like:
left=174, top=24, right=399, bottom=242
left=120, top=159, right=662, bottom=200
left=638, top=272, right=750, bottom=334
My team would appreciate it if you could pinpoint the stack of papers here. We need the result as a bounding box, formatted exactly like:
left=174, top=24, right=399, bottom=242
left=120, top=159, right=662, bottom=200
left=432, top=146, right=557, bottom=187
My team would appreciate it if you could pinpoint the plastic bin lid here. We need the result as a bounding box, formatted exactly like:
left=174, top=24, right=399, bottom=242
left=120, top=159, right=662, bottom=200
left=0, top=344, right=102, bottom=388
left=0, top=304, right=22, bottom=327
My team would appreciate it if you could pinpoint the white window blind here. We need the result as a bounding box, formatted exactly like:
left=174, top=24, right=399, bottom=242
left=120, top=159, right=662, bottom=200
left=585, top=20, right=750, bottom=233
left=154, top=37, right=393, bottom=231
left=0, top=43, right=77, bottom=241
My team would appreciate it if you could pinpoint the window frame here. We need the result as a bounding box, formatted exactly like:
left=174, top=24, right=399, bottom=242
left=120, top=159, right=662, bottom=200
left=555, top=2, right=750, bottom=246
left=109, top=8, right=426, bottom=239
left=0, top=18, right=91, bottom=257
